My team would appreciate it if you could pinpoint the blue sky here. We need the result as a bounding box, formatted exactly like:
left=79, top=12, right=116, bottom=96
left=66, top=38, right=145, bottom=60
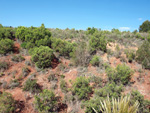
left=0, top=0, right=150, bottom=31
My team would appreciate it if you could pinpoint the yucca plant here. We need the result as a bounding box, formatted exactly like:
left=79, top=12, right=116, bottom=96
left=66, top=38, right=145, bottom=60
left=93, top=95, right=139, bottom=113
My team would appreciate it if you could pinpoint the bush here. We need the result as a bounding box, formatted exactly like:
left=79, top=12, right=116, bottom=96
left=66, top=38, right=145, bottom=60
left=83, top=82, right=123, bottom=113
left=89, top=75, right=103, bottom=88
left=0, top=26, right=15, bottom=40
left=71, top=42, right=91, bottom=66
left=0, top=92, right=16, bottom=113
left=34, top=89, right=58, bottom=112
left=94, top=82, right=123, bottom=99
left=15, top=24, right=51, bottom=43
left=29, top=46, right=55, bottom=68
left=11, top=55, right=25, bottom=62
left=51, top=38, right=75, bottom=57
left=23, top=79, right=40, bottom=93
left=89, top=35, right=107, bottom=53
left=106, top=64, right=133, bottom=85
left=125, top=49, right=135, bottom=63
left=130, top=90, right=150, bottom=113
left=136, top=41, right=150, bottom=69
left=90, top=55, right=100, bottom=66
left=0, top=38, right=14, bottom=55
left=72, top=76, right=92, bottom=100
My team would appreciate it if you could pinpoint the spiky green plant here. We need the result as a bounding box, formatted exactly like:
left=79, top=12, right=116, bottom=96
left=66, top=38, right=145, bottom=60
left=93, top=95, right=139, bottom=113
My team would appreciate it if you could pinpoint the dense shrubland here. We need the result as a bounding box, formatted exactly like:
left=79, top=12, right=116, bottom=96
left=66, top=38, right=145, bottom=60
left=0, top=20, right=150, bottom=113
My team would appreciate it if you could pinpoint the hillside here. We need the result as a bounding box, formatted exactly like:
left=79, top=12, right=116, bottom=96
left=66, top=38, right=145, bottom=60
left=0, top=23, right=150, bottom=113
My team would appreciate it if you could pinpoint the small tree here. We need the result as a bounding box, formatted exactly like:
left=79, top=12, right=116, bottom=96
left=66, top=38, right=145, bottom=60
left=139, top=20, right=150, bottom=32
left=34, top=89, right=57, bottom=112
left=29, top=46, right=55, bottom=68
left=0, top=92, right=16, bottom=113
left=90, top=55, right=100, bottom=66
left=0, top=38, right=14, bottom=55
left=72, top=76, right=92, bottom=100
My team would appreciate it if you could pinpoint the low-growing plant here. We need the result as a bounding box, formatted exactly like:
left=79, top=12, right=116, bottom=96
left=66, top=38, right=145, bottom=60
left=89, top=35, right=107, bottom=53
left=90, top=55, right=100, bottom=66
left=125, top=49, right=135, bottom=63
left=106, top=64, right=133, bottom=85
left=34, top=89, right=58, bottom=112
left=136, top=41, right=150, bottom=69
left=94, top=82, right=123, bottom=99
left=93, top=95, right=139, bottom=113
left=130, top=90, right=150, bottom=113
left=89, top=75, right=103, bottom=88
left=0, top=92, right=16, bottom=113
left=29, top=46, right=55, bottom=68
left=23, top=79, right=41, bottom=93
left=0, top=38, right=14, bottom=55
left=72, top=76, right=92, bottom=100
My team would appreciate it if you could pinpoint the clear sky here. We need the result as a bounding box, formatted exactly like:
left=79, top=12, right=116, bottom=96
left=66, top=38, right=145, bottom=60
left=0, top=0, right=150, bottom=31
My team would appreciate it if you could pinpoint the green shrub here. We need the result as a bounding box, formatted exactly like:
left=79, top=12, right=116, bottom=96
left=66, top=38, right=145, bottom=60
left=51, top=38, right=75, bottom=57
left=93, top=95, right=139, bottom=113
left=136, top=41, right=150, bottom=69
left=0, top=26, right=15, bottom=40
left=89, top=35, right=107, bottom=53
left=83, top=96, right=101, bottom=113
left=11, top=55, right=25, bottom=62
left=71, top=42, right=91, bottom=66
left=25, top=42, right=35, bottom=49
left=90, top=55, right=100, bottom=66
left=94, top=82, right=123, bottom=99
left=21, top=42, right=27, bottom=49
left=34, top=89, right=57, bottom=112
left=86, top=27, right=97, bottom=35
left=89, top=75, right=102, bottom=88
left=72, top=76, right=92, bottom=100
left=23, top=79, right=40, bottom=93
left=83, top=82, right=123, bottom=113
left=125, top=49, right=135, bottom=63
left=106, top=64, right=133, bottom=85
left=35, top=36, right=52, bottom=47
left=29, top=46, right=55, bottom=68
left=15, top=24, right=51, bottom=43
left=0, top=92, right=16, bottom=113
left=0, top=39, right=14, bottom=55
left=130, top=90, right=150, bottom=113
